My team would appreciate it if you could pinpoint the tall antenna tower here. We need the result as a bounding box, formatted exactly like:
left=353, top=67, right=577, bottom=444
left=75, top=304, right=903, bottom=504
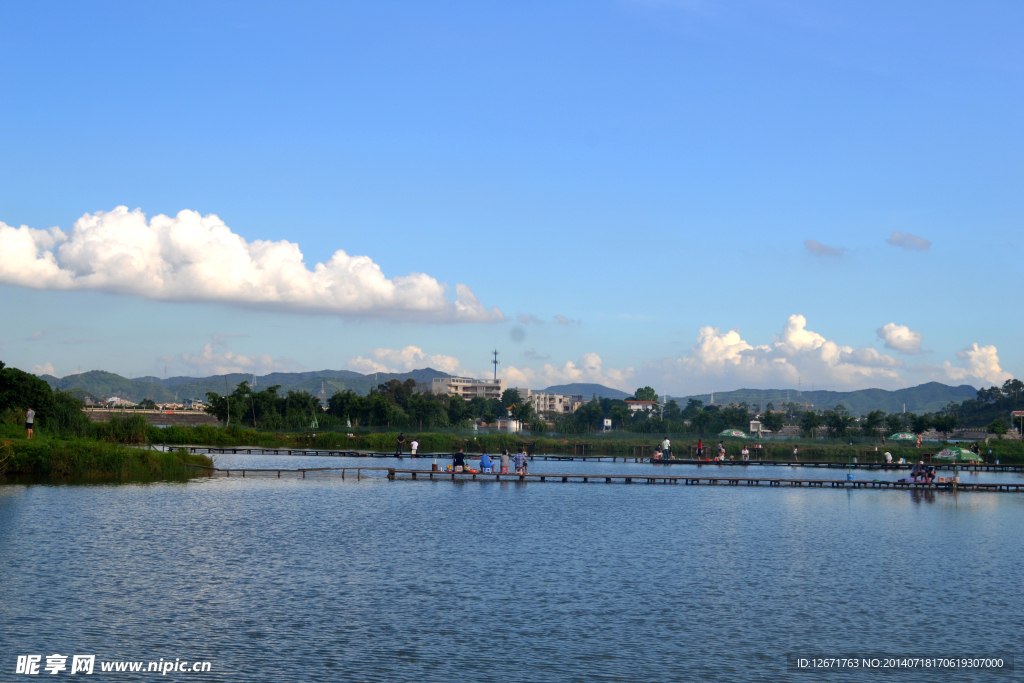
left=491, top=349, right=500, bottom=380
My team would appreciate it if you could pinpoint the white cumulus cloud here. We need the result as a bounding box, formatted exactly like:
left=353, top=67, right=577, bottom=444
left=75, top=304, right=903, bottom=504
left=31, top=362, right=56, bottom=376
left=644, top=314, right=905, bottom=391
left=0, top=207, right=504, bottom=322
left=346, top=346, right=462, bottom=374
left=937, top=344, right=1012, bottom=386
left=877, top=322, right=924, bottom=354
left=503, top=353, right=634, bottom=391
left=170, top=342, right=291, bottom=376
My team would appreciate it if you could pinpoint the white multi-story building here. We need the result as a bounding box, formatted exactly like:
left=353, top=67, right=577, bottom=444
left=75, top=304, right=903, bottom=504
left=513, top=388, right=583, bottom=415
left=431, top=376, right=507, bottom=400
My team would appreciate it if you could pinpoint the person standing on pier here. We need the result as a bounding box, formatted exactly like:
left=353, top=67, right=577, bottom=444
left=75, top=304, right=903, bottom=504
left=25, top=407, right=35, bottom=440
left=661, top=436, right=672, bottom=459
left=410, top=439, right=418, bottom=456
left=514, top=449, right=527, bottom=474
left=396, top=433, right=406, bottom=456
left=793, top=446, right=799, bottom=461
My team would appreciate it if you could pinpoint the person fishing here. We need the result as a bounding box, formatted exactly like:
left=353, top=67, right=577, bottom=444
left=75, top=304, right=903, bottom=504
left=452, top=448, right=466, bottom=473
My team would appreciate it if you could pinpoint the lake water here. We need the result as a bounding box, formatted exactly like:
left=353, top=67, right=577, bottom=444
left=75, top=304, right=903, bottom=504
left=2, top=454, right=1022, bottom=682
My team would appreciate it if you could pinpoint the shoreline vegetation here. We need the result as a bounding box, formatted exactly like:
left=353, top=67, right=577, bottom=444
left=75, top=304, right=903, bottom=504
left=0, top=438, right=213, bottom=482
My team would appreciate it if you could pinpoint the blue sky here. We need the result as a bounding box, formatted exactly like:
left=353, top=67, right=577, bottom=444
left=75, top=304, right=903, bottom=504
left=0, top=1, right=1020, bottom=394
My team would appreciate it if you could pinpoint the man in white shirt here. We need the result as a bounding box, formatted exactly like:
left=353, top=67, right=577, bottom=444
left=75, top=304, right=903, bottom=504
left=410, top=439, right=419, bottom=455
left=661, top=437, right=671, bottom=459
left=25, top=407, right=35, bottom=440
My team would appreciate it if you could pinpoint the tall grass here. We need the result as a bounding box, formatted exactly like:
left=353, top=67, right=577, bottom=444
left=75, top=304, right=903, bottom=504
left=2, top=438, right=212, bottom=480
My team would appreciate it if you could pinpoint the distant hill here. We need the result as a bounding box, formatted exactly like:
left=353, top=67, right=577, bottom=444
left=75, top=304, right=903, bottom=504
left=40, top=367, right=452, bottom=403
left=542, top=383, right=632, bottom=400
left=674, top=382, right=978, bottom=416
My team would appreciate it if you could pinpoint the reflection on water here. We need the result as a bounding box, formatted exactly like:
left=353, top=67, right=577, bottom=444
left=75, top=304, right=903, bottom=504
left=2, top=462, right=1022, bottom=682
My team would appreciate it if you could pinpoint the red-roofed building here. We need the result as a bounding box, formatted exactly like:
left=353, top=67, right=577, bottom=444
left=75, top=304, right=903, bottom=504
left=624, top=399, right=658, bottom=413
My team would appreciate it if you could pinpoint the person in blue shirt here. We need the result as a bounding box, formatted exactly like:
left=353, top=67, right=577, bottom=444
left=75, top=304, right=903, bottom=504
left=513, top=449, right=527, bottom=474
left=480, top=453, right=492, bottom=473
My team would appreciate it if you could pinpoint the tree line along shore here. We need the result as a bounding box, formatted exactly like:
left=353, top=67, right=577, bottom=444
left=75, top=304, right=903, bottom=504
left=3, top=360, right=1023, bottom=481
left=196, top=378, right=1023, bottom=438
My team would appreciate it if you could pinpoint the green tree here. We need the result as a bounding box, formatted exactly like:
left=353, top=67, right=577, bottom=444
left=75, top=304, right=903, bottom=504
left=377, top=379, right=418, bottom=409
left=681, top=398, right=703, bottom=419
left=0, top=361, right=55, bottom=421
left=327, top=389, right=361, bottom=422
left=933, top=414, right=958, bottom=439
left=760, top=409, right=784, bottom=433
left=824, top=405, right=854, bottom=438
left=663, top=399, right=682, bottom=420
left=910, top=413, right=932, bottom=435
left=500, top=388, right=522, bottom=410
left=447, top=394, right=469, bottom=425
left=511, top=399, right=535, bottom=423
left=885, top=413, right=905, bottom=435
left=860, top=410, right=886, bottom=437
left=633, top=386, right=658, bottom=402
left=987, top=418, right=1008, bottom=436
left=691, top=410, right=713, bottom=434
left=801, top=410, right=823, bottom=438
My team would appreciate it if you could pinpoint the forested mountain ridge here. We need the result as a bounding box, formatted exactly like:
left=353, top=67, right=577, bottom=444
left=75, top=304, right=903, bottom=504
left=40, top=368, right=452, bottom=403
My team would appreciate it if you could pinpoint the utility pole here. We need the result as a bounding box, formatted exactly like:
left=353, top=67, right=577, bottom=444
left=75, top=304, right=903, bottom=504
left=491, top=349, right=500, bottom=381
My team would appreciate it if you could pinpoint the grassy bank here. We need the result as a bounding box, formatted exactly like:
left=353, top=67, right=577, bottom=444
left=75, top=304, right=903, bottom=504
left=0, top=437, right=213, bottom=481
left=145, top=425, right=1024, bottom=463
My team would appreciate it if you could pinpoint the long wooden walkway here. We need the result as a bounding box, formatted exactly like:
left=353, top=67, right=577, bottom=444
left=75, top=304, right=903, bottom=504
left=168, top=445, right=1023, bottom=472
left=385, top=468, right=1024, bottom=492
left=184, top=463, right=1023, bottom=492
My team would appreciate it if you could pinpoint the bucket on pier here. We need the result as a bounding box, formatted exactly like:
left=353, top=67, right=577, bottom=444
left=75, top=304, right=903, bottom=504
left=432, top=460, right=439, bottom=472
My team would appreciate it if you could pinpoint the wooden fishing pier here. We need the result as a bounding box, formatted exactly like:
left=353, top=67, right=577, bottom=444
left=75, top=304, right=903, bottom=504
left=184, top=464, right=1024, bottom=492
left=167, top=445, right=1024, bottom=473
left=385, top=468, right=1024, bottom=492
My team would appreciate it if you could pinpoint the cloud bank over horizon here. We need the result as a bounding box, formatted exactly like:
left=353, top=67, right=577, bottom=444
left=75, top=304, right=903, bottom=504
left=640, top=314, right=1010, bottom=393
left=0, top=207, right=504, bottom=323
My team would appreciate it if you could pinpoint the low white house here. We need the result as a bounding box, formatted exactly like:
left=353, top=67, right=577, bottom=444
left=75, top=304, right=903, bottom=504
left=625, top=399, right=658, bottom=413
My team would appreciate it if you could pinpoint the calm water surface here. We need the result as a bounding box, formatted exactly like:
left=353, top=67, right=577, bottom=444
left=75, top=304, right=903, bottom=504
left=2, top=454, right=1021, bottom=682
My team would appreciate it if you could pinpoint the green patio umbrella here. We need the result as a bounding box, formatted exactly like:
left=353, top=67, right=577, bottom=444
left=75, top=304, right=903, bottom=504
left=934, top=446, right=977, bottom=461
left=718, top=429, right=746, bottom=438
left=889, top=432, right=916, bottom=440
